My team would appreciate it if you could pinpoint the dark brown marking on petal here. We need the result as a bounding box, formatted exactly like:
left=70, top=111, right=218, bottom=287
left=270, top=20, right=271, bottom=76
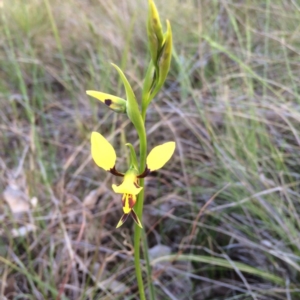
left=131, top=210, right=143, bottom=228
left=120, top=213, right=129, bottom=223
left=109, top=166, right=124, bottom=177
left=133, top=182, right=141, bottom=188
left=137, top=166, right=151, bottom=178
left=116, top=213, right=129, bottom=228
left=104, top=99, right=112, bottom=106
left=128, top=195, right=136, bottom=208
left=153, top=18, right=158, bottom=25
left=122, top=194, right=126, bottom=207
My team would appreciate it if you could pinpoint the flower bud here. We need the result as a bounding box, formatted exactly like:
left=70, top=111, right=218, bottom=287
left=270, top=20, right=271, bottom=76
left=157, top=20, right=172, bottom=89
left=146, top=20, right=172, bottom=102
left=147, top=0, right=164, bottom=66
left=86, top=90, right=127, bottom=113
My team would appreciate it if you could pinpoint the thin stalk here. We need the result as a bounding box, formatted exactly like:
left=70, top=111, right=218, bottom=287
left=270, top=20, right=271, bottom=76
left=142, top=228, right=156, bottom=299
left=133, top=105, right=156, bottom=300
left=141, top=98, right=156, bottom=300
left=134, top=126, right=147, bottom=300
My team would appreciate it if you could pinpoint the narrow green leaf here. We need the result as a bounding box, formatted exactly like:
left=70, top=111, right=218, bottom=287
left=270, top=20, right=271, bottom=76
left=151, top=254, right=284, bottom=285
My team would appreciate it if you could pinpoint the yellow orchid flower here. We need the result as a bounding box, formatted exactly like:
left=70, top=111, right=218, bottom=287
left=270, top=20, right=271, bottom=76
left=91, top=131, right=176, bottom=228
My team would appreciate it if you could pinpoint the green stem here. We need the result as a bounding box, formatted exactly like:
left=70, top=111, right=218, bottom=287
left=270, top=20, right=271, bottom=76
left=142, top=228, right=156, bottom=299
left=134, top=105, right=156, bottom=299
left=134, top=126, right=147, bottom=300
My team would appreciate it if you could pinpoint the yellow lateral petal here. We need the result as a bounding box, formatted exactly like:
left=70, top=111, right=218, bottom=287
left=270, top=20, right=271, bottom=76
left=91, top=132, right=116, bottom=171
left=146, top=142, right=175, bottom=172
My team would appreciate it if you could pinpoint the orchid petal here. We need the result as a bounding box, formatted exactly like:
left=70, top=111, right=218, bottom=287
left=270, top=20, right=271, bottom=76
left=91, top=132, right=116, bottom=171
left=146, top=141, right=175, bottom=172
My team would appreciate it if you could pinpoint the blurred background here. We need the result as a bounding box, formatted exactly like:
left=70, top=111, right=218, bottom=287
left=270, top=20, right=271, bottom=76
left=1, top=0, right=300, bottom=299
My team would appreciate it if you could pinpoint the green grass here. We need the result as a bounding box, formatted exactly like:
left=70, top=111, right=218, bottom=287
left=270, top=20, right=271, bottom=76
left=1, top=0, right=300, bottom=299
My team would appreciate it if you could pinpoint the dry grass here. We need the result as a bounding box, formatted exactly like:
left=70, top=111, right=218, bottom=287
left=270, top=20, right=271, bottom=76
left=1, top=0, right=300, bottom=299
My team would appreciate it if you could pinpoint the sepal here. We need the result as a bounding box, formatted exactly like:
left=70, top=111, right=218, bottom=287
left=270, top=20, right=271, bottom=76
left=131, top=209, right=143, bottom=228
left=126, top=143, right=139, bottom=170
left=116, top=213, right=129, bottom=228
